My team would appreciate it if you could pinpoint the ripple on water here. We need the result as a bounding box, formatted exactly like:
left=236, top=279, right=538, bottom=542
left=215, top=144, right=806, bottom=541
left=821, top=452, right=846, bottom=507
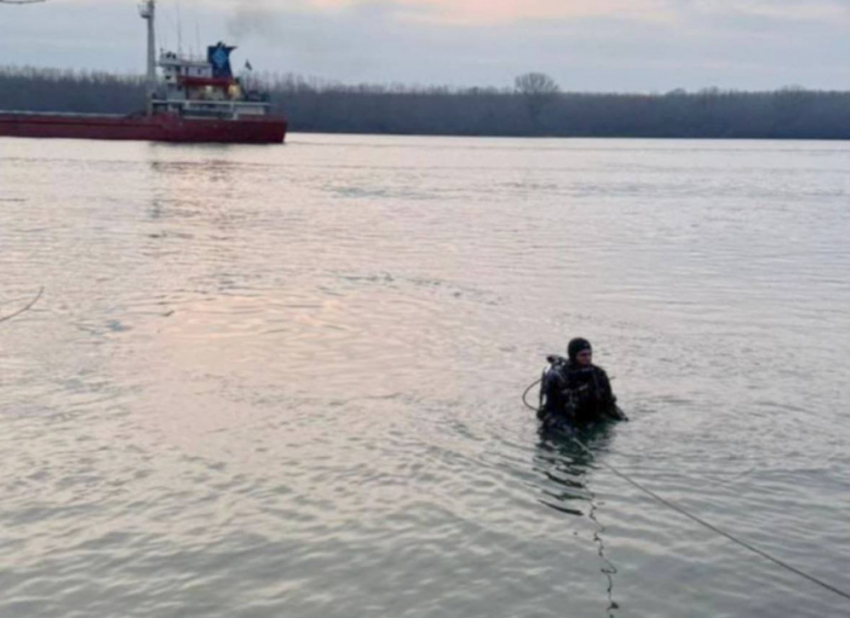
left=1, top=136, right=849, bottom=617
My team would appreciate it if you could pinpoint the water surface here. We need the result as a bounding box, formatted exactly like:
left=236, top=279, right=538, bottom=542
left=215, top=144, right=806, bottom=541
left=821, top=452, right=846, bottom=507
left=1, top=135, right=849, bottom=617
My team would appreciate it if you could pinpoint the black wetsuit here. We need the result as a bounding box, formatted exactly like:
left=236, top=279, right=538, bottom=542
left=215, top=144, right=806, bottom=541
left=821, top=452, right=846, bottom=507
left=539, top=360, right=625, bottom=426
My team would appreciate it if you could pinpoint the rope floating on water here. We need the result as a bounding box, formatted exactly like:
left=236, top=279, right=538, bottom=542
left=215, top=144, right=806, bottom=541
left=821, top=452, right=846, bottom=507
left=0, top=287, right=43, bottom=325
left=523, top=379, right=850, bottom=603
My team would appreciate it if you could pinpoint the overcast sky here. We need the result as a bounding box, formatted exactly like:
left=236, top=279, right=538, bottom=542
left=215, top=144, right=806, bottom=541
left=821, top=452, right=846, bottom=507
left=1, top=0, right=848, bottom=91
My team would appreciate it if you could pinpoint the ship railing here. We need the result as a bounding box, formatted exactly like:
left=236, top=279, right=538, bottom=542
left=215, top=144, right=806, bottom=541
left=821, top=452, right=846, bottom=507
left=150, top=99, right=271, bottom=109
left=1, top=110, right=126, bottom=119
left=150, top=98, right=273, bottom=118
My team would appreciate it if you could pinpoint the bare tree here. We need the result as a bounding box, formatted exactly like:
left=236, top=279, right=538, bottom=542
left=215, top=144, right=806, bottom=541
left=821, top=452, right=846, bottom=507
left=514, top=72, right=560, bottom=128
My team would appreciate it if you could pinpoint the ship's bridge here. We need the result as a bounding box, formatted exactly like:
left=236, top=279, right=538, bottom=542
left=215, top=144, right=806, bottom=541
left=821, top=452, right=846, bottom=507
left=151, top=49, right=272, bottom=120
left=159, top=52, right=214, bottom=81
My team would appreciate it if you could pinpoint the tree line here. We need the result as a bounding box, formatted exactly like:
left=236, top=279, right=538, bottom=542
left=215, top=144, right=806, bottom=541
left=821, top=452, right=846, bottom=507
left=1, top=66, right=848, bottom=139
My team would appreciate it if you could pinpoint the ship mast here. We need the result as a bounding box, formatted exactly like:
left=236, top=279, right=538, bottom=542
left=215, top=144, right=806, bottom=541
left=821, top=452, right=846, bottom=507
left=138, top=0, right=156, bottom=97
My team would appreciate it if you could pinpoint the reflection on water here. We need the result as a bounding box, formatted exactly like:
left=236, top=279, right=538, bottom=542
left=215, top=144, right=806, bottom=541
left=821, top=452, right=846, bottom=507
left=1, top=135, right=849, bottom=618
left=535, top=423, right=622, bottom=617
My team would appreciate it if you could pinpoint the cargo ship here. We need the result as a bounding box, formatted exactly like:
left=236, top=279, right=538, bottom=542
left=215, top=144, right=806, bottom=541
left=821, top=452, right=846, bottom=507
left=0, top=1, right=287, bottom=144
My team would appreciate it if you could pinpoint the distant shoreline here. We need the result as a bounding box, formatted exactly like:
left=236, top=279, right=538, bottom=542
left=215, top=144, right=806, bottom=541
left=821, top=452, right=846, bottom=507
left=2, top=67, right=848, bottom=141
left=283, top=129, right=850, bottom=141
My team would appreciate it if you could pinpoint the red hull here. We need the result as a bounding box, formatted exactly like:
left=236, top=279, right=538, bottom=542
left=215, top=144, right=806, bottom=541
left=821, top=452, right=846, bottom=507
left=0, top=111, right=287, bottom=144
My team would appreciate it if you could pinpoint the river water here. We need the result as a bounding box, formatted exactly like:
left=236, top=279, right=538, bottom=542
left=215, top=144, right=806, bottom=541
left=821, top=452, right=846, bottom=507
left=1, top=135, right=849, bottom=617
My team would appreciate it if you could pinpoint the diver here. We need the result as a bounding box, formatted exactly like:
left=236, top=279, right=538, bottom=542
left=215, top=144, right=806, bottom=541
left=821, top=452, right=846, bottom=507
left=538, top=337, right=627, bottom=428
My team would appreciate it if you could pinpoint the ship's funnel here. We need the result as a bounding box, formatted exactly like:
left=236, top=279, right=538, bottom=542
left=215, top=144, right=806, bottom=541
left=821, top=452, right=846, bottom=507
left=208, top=42, right=237, bottom=79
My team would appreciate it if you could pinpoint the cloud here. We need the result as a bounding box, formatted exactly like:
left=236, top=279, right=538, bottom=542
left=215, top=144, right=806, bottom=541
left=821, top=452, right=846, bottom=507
left=279, top=0, right=850, bottom=26
left=0, top=0, right=847, bottom=90
left=286, top=0, right=677, bottom=25
left=689, top=0, right=849, bottom=22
